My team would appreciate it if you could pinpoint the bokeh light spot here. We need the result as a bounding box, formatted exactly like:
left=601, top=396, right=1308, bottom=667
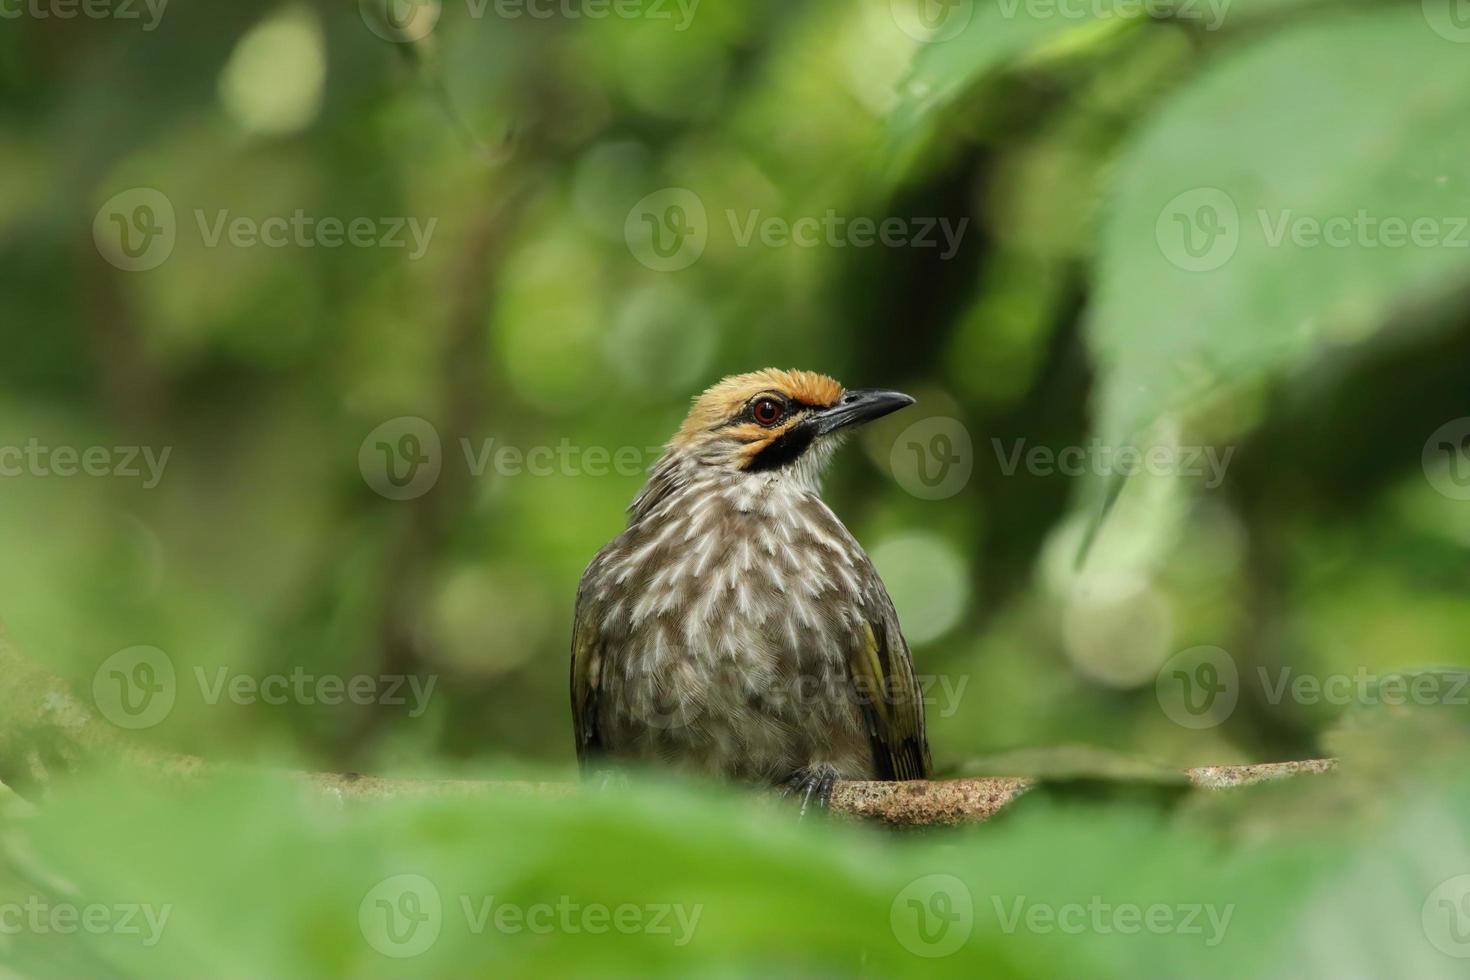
left=869, top=532, right=969, bottom=646
left=218, top=5, right=326, bottom=137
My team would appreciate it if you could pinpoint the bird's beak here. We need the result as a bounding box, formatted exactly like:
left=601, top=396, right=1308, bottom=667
left=811, top=388, right=915, bottom=436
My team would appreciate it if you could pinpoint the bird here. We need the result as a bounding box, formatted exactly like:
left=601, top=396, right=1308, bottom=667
left=570, top=368, right=930, bottom=811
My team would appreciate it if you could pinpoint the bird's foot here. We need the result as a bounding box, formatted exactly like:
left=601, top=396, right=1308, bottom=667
left=781, top=764, right=839, bottom=818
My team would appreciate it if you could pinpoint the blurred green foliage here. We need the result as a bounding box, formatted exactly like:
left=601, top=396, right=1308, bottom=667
left=2, top=0, right=1470, bottom=974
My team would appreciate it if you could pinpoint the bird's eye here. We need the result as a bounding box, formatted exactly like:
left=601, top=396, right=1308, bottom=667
left=752, top=397, right=784, bottom=426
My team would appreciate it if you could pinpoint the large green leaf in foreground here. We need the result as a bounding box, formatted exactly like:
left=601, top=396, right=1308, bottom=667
left=4, top=749, right=1470, bottom=977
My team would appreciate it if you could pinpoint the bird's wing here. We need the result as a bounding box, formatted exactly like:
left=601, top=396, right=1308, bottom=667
left=848, top=611, right=931, bottom=781
left=569, top=594, right=603, bottom=769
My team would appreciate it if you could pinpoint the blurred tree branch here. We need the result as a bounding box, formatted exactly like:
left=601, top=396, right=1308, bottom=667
left=0, top=627, right=1335, bottom=825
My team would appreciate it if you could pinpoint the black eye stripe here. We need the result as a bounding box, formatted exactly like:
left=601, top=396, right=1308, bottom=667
left=745, top=424, right=816, bottom=471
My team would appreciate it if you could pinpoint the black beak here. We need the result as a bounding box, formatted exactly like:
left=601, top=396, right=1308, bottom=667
left=812, top=388, right=915, bottom=436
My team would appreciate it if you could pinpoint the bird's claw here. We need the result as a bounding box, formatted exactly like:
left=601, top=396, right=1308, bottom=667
left=781, top=765, right=838, bottom=818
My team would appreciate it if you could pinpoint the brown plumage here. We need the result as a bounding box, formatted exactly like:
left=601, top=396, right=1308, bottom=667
left=570, top=369, right=930, bottom=809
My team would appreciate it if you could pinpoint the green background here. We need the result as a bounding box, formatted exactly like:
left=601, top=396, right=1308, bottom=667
left=2, top=0, right=1470, bottom=975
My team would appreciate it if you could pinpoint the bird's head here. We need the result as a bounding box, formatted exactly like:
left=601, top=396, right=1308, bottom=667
left=664, top=368, right=914, bottom=484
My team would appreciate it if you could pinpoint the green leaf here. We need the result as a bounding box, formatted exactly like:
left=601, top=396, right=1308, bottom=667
left=888, top=2, right=1144, bottom=145
left=15, top=761, right=1470, bottom=978
left=21, top=761, right=1470, bottom=979
left=1088, top=8, right=1470, bottom=447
